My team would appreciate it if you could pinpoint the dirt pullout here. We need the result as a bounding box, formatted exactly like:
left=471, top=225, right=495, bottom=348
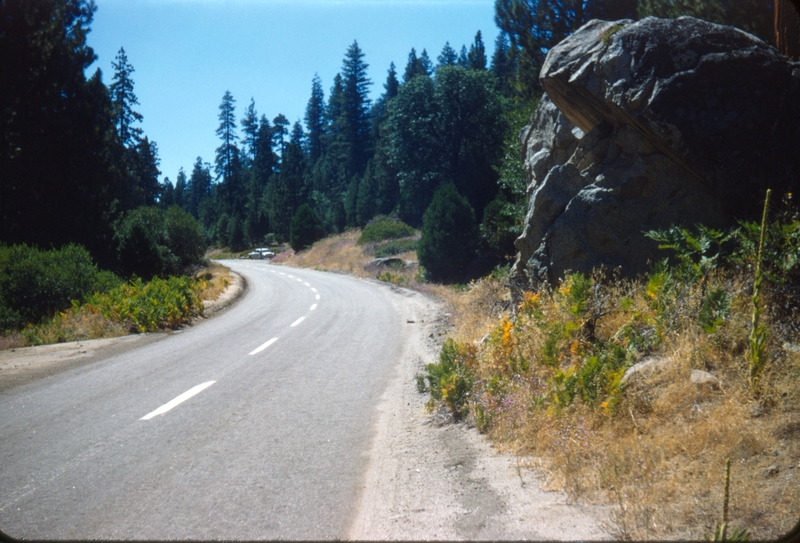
left=0, top=271, right=246, bottom=394
left=349, top=284, right=612, bottom=540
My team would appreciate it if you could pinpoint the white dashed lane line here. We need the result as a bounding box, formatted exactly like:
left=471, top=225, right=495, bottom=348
left=310, top=304, right=317, bottom=311
left=249, top=337, right=279, bottom=356
left=140, top=381, right=216, bottom=421
left=290, top=317, right=305, bottom=327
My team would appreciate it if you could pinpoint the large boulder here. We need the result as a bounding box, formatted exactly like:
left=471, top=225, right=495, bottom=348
left=513, top=16, right=800, bottom=287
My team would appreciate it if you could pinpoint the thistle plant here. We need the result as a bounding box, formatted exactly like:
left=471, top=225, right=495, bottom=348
left=709, top=458, right=750, bottom=542
left=749, top=189, right=771, bottom=392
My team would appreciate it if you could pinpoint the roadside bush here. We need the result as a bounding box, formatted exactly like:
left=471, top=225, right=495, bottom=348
left=289, top=204, right=325, bottom=252
left=86, top=275, right=204, bottom=333
left=116, top=205, right=206, bottom=279
left=373, top=238, right=418, bottom=258
left=357, top=216, right=416, bottom=245
left=417, top=182, right=479, bottom=283
left=0, top=244, right=122, bottom=330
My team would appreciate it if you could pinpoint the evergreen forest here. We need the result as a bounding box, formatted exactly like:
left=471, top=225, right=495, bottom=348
left=0, top=0, right=775, bottom=284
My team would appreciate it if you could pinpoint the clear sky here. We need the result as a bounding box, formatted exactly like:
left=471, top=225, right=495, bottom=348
left=88, top=0, right=499, bottom=185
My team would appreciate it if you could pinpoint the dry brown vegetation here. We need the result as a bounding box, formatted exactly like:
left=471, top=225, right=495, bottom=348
left=272, top=229, right=421, bottom=286
left=271, top=225, right=800, bottom=540
left=431, top=270, right=800, bottom=540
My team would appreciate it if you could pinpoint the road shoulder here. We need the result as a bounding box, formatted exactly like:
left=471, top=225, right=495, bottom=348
left=349, top=284, right=612, bottom=540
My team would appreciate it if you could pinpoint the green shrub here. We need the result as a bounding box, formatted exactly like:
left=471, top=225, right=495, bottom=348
left=423, top=338, right=474, bottom=420
left=116, top=205, right=206, bottom=279
left=357, top=216, right=416, bottom=245
left=373, top=238, right=418, bottom=258
left=86, top=275, right=204, bottom=333
left=0, top=244, right=122, bottom=330
left=290, top=204, right=325, bottom=252
left=417, top=182, right=479, bottom=283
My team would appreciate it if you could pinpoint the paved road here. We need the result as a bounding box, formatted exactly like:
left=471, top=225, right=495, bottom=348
left=0, top=261, right=414, bottom=540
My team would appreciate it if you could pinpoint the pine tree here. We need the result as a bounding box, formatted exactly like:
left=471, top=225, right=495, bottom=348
left=215, top=90, right=237, bottom=183
left=418, top=182, right=479, bottom=283
left=215, top=90, right=242, bottom=214
left=467, top=31, right=487, bottom=70
left=491, top=31, right=515, bottom=97
left=240, top=98, right=259, bottom=167
left=173, top=168, right=187, bottom=210
left=403, top=47, right=432, bottom=83
left=438, top=42, right=458, bottom=67
left=134, top=136, right=161, bottom=207
left=384, top=62, right=400, bottom=100
left=304, top=74, right=326, bottom=164
left=186, top=157, right=212, bottom=220
left=404, top=48, right=420, bottom=83
left=254, top=115, right=276, bottom=180
left=272, top=113, right=290, bottom=162
left=289, top=204, right=325, bottom=252
left=457, top=45, right=469, bottom=68
left=419, top=49, right=434, bottom=76
left=109, top=47, right=143, bottom=147
left=341, top=40, right=373, bottom=176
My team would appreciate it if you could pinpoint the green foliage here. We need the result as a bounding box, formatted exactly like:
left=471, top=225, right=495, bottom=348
left=645, top=225, right=736, bottom=333
left=86, top=275, right=204, bottom=333
left=357, top=216, right=416, bottom=245
left=0, top=244, right=122, bottom=330
left=645, top=224, right=734, bottom=285
left=418, top=183, right=479, bottom=283
left=373, top=238, right=418, bottom=258
left=423, top=338, right=474, bottom=420
left=289, top=204, right=325, bottom=252
left=115, top=205, right=206, bottom=279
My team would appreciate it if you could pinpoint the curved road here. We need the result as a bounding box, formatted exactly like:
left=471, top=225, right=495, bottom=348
left=0, top=261, right=419, bottom=539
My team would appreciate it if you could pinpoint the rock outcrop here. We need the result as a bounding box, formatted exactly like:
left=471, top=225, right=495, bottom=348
left=514, top=16, right=800, bottom=287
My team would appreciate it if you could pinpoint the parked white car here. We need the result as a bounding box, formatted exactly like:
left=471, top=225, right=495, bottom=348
left=248, top=248, right=275, bottom=259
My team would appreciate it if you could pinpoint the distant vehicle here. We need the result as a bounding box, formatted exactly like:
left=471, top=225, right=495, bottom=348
left=248, top=248, right=275, bottom=260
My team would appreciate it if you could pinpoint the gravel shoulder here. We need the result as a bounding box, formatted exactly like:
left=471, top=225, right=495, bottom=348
left=349, top=281, right=612, bottom=540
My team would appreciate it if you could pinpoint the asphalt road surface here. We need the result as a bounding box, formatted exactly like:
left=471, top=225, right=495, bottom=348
left=0, top=261, right=416, bottom=540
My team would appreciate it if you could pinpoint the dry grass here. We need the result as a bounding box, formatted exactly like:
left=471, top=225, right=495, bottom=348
left=274, top=229, right=423, bottom=287
left=435, top=271, right=800, bottom=540
left=196, top=260, right=232, bottom=302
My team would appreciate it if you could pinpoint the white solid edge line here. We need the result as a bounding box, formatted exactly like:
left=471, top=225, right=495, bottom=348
left=290, top=316, right=305, bottom=327
left=140, top=381, right=216, bottom=421
left=249, top=337, right=279, bottom=355
left=310, top=304, right=317, bottom=311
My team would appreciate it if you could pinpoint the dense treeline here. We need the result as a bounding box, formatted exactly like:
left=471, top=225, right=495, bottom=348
left=0, top=0, right=779, bottom=286
left=163, top=33, right=514, bottom=262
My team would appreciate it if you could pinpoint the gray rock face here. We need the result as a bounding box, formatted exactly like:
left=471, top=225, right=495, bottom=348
left=514, top=16, right=800, bottom=287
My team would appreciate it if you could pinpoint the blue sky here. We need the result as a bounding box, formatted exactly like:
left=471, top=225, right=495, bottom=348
left=88, top=0, right=499, bottom=185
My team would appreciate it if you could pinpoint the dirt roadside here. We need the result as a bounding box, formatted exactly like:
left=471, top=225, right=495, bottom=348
left=349, top=281, right=612, bottom=540
left=0, top=271, right=247, bottom=394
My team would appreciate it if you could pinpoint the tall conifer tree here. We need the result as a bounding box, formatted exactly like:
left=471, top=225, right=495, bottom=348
left=109, top=47, right=143, bottom=147
left=304, top=74, right=326, bottom=164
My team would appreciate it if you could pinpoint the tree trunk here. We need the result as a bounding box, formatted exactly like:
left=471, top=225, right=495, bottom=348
left=775, top=0, right=800, bottom=59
